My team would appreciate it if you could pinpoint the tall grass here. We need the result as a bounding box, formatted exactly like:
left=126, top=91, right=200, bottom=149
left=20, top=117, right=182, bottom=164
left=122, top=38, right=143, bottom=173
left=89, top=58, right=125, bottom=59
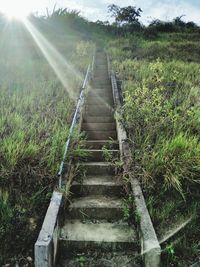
left=108, top=32, right=200, bottom=266
left=110, top=57, right=200, bottom=194
left=0, top=18, right=94, bottom=264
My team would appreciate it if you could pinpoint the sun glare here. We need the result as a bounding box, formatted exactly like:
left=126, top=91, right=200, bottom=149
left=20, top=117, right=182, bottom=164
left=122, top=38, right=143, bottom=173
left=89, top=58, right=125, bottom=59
left=1, top=1, right=31, bottom=20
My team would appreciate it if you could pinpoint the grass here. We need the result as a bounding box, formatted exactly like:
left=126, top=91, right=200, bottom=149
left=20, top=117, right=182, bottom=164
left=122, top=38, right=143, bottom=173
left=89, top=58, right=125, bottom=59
left=107, top=32, right=200, bottom=62
left=107, top=31, right=200, bottom=266
left=0, top=18, right=94, bottom=264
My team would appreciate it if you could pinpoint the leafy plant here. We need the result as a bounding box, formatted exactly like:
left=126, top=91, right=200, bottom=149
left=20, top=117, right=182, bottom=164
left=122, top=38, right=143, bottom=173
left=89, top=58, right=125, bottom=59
left=76, top=255, right=86, bottom=267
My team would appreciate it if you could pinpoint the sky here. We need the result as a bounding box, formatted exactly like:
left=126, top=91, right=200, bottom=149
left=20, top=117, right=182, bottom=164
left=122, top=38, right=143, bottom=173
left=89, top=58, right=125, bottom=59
left=0, top=0, right=200, bottom=25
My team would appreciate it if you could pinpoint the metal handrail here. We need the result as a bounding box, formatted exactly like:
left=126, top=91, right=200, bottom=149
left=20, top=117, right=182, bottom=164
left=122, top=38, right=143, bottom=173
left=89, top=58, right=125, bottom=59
left=35, top=58, right=93, bottom=267
left=91, top=54, right=95, bottom=79
left=57, top=64, right=91, bottom=188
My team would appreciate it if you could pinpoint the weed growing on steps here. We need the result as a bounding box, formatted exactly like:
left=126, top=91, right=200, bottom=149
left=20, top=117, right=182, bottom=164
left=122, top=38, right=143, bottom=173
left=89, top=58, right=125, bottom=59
left=76, top=254, right=86, bottom=267
left=69, top=131, right=91, bottom=186
left=122, top=194, right=135, bottom=222
left=102, top=141, right=123, bottom=173
left=69, top=131, right=90, bottom=162
left=163, top=243, right=176, bottom=264
left=102, top=145, right=114, bottom=162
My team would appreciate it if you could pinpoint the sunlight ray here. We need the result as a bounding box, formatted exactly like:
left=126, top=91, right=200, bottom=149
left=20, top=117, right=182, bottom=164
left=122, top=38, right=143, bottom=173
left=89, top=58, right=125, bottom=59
left=23, top=18, right=83, bottom=100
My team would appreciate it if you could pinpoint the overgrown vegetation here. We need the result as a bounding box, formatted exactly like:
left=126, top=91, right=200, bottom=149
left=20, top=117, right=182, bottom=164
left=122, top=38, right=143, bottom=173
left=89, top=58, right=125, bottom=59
left=107, top=30, right=200, bottom=266
left=0, top=12, right=94, bottom=265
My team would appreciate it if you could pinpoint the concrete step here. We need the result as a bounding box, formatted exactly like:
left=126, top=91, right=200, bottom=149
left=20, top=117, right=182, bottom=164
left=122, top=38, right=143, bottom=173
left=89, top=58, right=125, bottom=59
left=84, top=105, right=114, bottom=116
left=95, top=64, right=108, bottom=70
left=81, top=149, right=119, bottom=162
left=94, top=72, right=108, bottom=75
left=86, top=96, right=113, bottom=105
left=92, top=78, right=111, bottom=83
left=86, top=130, right=117, bottom=140
left=59, top=252, right=141, bottom=267
left=93, top=73, right=109, bottom=78
left=59, top=220, right=137, bottom=252
left=88, top=89, right=112, bottom=97
left=83, top=116, right=114, bottom=123
left=92, top=82, right=111, bottom=88
left=95, top=69, right=108, bottom=73
left=71, top=175, right=123, bottom=196
left=68, top=195, right=123, bottom=220
left=84, top=140, right=119, bottom=149
left=93, top=78, right=110, bottom=83
left=88, top=88, right=113, bottom=94
left=94, top=73, right=109, bottom=78
left=79, top=162, right=115, bottom=175
left=91, top=87, right=112, bottom=92
left=82, top=122, right=116, bottom=131
left=94, top=67, right=108, bottom=70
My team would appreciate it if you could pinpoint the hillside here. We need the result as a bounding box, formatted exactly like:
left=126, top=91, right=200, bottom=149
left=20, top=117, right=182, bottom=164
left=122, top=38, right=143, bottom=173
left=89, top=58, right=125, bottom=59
left=0, top=8, right=200, bottom=267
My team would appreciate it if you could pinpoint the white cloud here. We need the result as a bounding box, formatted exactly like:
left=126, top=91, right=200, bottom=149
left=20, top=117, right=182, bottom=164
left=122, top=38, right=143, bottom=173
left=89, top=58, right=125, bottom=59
left=87, top=0, right=200, bottom=25
left=7, top=0, right=199, bottom=25
left=143, top=1, right=200, bottom=24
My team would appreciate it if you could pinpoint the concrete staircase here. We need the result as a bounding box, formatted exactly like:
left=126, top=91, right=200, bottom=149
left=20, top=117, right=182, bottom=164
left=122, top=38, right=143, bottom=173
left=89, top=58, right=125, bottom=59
left=57, top=51, right=141, bottom=266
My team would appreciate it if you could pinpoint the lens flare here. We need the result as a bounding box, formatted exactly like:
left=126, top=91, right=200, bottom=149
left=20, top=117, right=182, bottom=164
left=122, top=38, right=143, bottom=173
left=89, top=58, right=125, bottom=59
left=1, top=1, right=30, bottom=20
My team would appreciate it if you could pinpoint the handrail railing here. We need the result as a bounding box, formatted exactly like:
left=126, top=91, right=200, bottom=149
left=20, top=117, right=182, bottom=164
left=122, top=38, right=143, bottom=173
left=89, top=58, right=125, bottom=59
left=57, top=64, right=91, bottom=188
left=91, top=54, right=95, bottom=80
left=35, top=59, right=93, bottom=267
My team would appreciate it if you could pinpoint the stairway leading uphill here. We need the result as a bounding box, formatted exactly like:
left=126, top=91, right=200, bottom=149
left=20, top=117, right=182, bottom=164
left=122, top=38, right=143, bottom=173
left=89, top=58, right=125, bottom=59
left=57, top=50, right=141, bottom=266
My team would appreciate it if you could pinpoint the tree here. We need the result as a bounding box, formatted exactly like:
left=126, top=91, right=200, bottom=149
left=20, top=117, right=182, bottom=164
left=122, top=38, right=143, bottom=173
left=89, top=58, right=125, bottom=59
left=108, top=4, right=142, bottom=26
left=173, top=15, right=186, bottom=27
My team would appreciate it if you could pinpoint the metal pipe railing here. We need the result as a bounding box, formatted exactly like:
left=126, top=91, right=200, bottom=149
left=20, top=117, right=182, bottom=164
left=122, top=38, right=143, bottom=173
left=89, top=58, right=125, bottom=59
left=35, top=60, right=93, bottom=267
left=91, top=54, right=95, bottom=80
left=57, top=64, right=91, bottom=187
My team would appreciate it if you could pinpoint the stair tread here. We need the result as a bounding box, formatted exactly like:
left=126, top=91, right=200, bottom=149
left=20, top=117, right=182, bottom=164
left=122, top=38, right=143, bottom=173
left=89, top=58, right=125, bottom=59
left=85, top=130, right=116, bottom=133
left=85, top=130, right=117, bottom=140
left=84, top=140, right=119, bottom=149
left=85, top=139, right=118, bottom=142
left=83, top=116, right=114, bottom=121
left=82, top=122, right=115, bottom=126
left=69, top=195, right=123, bottom=209
left=60, top=252, right=141, bottom=267
left=80, top=162, right=113, bottom=167
left=60, top=220, right=136, bottom=243
left=82, top=149, right=119, bottom=152
left=80, top=161, right=115, bottom=175
left=85, top=139, right=118, bottom=144
left=73, top=175, right=122, bottom=186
